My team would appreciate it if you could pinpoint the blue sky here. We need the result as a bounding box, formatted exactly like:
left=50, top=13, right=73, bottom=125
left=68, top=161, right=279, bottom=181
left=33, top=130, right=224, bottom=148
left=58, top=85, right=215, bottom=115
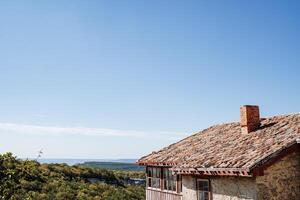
left=0, top=1, right=299, bottom=159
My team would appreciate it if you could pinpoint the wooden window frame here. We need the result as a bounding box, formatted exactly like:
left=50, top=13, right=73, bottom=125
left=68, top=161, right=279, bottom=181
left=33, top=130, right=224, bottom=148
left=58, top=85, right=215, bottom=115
left=146, top=166, right=182, bottom=194
left=176, top=174, right=182, bottom=193
left=163, top=168, right=178, bottom=192
left=197, top=178, right=211, bottom=200
left=146, top=166, right=161, bottom=189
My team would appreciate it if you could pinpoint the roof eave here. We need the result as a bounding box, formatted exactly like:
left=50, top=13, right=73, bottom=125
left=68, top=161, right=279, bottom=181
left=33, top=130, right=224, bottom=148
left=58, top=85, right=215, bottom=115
left=249, top=140, right=300, bottom=173
left=137, top=161, right=177, bottom=166
left=172, top=167, right=252, bottom=177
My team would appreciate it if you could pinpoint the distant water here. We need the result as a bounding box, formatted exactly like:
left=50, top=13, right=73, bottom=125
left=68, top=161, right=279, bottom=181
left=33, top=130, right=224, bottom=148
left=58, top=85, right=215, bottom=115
left=27, top=158, right=137, bottom=166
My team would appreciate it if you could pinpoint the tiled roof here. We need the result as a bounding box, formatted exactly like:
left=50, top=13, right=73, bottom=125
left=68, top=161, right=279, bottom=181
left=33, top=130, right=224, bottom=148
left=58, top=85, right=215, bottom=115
left=138, top=113, right=300, bottom=171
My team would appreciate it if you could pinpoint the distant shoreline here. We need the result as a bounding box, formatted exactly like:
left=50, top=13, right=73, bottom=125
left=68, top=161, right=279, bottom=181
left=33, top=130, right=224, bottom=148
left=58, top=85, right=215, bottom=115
left=22, top=158, right=137, bottom=166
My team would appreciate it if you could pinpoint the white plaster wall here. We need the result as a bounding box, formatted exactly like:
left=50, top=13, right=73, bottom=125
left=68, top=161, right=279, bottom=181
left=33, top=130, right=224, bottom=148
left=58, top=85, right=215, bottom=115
left=182, top=176, right=197, bottom=200
left=180, top=152, right=299, bottom=200
left=211, top=177, right=258, bottom=200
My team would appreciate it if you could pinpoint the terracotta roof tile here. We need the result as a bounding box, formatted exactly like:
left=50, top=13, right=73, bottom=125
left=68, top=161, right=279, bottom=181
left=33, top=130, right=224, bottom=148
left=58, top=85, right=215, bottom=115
left=138, top=113, right=300, bottom=170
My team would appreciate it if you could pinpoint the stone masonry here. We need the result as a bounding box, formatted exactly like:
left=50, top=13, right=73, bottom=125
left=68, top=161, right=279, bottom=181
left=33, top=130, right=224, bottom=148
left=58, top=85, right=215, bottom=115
left=256, top=151, right=300, bottom=200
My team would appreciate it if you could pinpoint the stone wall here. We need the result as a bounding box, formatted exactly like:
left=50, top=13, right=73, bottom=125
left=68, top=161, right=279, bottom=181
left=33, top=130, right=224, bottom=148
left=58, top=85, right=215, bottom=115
left=211, top=177, right=257, bottom=200
left=255, top=151, right=300, bottom=200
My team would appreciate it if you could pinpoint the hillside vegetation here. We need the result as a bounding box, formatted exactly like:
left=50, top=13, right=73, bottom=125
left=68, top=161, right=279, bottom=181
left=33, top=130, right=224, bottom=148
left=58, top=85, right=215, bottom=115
left=0, top=153, right=145, bottom=200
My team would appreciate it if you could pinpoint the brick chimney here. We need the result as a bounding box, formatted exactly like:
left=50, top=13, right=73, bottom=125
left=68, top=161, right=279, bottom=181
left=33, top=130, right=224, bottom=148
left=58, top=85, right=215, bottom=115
left=240, top=105, right=260, bottom=134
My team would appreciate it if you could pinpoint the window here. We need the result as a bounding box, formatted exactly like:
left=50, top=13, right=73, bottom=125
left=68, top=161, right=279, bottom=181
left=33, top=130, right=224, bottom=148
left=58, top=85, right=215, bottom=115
left=146, top=167, right=182, bottom=193
left=163, top=168, right=177, bottom=191
left=147, top=167, right=161, bottom=189
left=197, top=179, right=210, bottom=200
left=177, top=175, right=182, bottom=193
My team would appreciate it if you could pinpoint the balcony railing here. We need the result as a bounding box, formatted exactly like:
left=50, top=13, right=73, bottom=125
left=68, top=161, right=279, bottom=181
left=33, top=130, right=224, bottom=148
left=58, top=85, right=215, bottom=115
left=146, top=188, right=183, bottom=200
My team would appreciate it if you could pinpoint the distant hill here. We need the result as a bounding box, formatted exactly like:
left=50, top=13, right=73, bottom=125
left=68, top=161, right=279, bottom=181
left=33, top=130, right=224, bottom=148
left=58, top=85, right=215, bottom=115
left=111, top=159, right=137, bottom=163
left=35, top=158, right=138, bottom=165
left=81, top=161, right=145, bottom=171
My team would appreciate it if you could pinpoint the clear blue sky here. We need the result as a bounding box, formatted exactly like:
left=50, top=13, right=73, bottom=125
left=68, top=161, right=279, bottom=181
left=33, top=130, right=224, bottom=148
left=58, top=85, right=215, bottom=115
left=0, top=0, right=299, bottom=159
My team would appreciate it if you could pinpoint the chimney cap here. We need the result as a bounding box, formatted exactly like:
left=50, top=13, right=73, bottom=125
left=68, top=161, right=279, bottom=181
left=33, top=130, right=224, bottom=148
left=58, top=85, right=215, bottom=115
left=241, top=105, right=259, bottom=108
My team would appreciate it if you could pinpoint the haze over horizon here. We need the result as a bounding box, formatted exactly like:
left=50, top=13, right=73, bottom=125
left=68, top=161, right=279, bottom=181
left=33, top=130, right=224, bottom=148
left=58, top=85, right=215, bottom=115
left=0, top=1, right=299, bottom=159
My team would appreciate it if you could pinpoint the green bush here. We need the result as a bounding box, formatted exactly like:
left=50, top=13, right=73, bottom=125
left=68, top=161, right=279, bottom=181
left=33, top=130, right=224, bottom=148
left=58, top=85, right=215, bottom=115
left=0, top=153, right=145, bottom=200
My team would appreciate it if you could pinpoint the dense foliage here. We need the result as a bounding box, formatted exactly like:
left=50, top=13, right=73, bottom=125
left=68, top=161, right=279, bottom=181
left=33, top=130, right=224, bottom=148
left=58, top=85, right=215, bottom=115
left=0, top=153, right=145, bottom=200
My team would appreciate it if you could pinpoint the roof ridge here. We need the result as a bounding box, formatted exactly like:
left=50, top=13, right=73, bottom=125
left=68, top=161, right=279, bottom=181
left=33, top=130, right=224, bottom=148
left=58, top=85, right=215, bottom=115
left=262, top=112, right=300, bottom=119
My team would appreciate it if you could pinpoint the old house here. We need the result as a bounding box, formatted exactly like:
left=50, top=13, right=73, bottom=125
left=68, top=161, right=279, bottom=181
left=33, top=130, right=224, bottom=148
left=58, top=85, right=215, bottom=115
left=138, top=105, right=300, bottom=200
